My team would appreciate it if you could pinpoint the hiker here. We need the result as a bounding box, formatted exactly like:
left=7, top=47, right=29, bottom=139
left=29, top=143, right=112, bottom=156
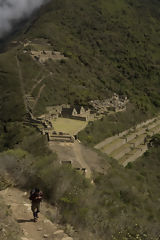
left=29, top=188, right=43, bottom=222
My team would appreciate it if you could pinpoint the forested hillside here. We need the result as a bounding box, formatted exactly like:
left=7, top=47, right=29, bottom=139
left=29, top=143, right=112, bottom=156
left=19, top=0, right=160, bottom=109
left=1, top=132, right=160, bottom=240
left=0, top=0, right=159, bottom=150
left=1, top=0, right=160, bottom=117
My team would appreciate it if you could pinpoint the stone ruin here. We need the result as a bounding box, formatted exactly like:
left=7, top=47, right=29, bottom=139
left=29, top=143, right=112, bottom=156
left=20, top=39, right=67, bottom=64
left=30, top=50, right=67, bottom=63
left=43, top=129, right=75, bottom=143
left=89, top=93, right=129, bottom=115
left=26, top=93, right=129, bottom=143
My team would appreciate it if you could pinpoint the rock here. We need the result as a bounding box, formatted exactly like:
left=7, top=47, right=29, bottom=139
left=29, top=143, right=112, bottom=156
left=24, top=231, right=29, bottom=236
left=62, top=238, right=73, bottom=240
left=53, top=229, right=65, bottom=238
left=22, top=228, right=28, bottom=236
left=54, top=230, right=64, bottom=235
left=43, top=219, right=52, bottom=225
left=43, top=234, right=49, bottom=238
left=37, top=227, right=43, bottom=231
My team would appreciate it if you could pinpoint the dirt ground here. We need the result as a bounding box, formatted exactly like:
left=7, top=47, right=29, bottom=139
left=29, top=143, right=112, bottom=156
left=0, top=188, right=74, bottom=240
left=49, top=141, right=110, bottom=178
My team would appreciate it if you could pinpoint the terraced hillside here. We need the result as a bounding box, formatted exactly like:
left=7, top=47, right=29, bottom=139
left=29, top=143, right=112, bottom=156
left=95, top=115, right=160, bottom=166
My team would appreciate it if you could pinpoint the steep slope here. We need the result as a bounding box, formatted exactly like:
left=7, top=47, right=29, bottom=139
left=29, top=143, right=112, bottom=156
left=0, top=188, right=74, bottom=240
left=22, top=0, right=160, bottom=109
left=95, top=114, right=160, bottom=165
left=0, top=0, right=160, bottom=119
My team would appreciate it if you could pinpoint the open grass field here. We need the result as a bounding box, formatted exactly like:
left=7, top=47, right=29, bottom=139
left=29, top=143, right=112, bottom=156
left=52, top=117, right=87, bottom=135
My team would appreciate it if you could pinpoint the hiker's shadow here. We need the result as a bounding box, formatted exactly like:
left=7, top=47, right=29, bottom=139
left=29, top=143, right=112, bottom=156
left=17, top=219, right=34, bottom=223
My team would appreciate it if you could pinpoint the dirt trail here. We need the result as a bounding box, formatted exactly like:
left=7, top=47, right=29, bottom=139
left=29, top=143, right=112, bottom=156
left=72, top=141, right=92, bottom=178
left=0, top=188, right=73, bottom=240
left=30, top=75, right=50, bottom=95
left=29, top=71, right=43, bottom=94
left=16, top=56, right=27, bottom=111
left=49, top=141, right=109, bottom=178
left=32, top=84, right=46, bottom=111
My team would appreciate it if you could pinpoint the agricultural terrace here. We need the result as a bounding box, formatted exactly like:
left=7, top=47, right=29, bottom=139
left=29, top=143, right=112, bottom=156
left=52, top=118, right=88, bottom=135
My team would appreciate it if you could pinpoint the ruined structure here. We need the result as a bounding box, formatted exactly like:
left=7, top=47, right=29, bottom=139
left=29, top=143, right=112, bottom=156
left=25, top=93, right=129, bottom=143
left=45, top=104, right=70, bottom=120
left=30, top=50, right=67, bottom=63
left=89, top=93, right=128, bottom=115
left=44, top=130, right=75, bottom=143
left=61, top=106, right=91, bottom=121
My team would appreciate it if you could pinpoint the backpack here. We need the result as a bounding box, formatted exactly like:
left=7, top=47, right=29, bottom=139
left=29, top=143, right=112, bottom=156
left=29, top=189, right=43, bottom=201
left=29, top=189, right=35, bottom=200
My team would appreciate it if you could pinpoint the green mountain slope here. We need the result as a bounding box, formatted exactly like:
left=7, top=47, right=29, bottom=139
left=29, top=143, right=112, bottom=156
left=1, top=0, right=160, bottom=116
left=23, top=0, right=160, bottom=110
left=0, top=0, right=160, bottom=149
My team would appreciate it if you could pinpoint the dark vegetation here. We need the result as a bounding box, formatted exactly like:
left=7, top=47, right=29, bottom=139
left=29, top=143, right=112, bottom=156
left=1, top=132, right=160, bottom=239
left=1, top=0, right=160, bottom=116
left=24, top=0, right=160, bottom=111
left=0, top=49, right=25, bottom=122
left=59, top=137, right=160, bottom=240
left=0, top=0, right=160, bottom=150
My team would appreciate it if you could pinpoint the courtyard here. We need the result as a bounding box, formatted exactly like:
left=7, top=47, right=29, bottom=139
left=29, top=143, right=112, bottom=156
left=52, top=117, right=88, bottom=135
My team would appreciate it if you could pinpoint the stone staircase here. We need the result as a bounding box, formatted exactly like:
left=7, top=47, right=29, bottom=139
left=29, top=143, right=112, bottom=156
left=95, top=116, right=160, bottom=166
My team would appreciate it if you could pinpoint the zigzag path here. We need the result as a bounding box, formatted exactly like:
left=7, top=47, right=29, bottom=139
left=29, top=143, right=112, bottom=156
left=16, top=56, right=28, bottom=112
left=16, top=54, right=51, bottom=114
left=95, top=115, right=160, bottom=166
left=0, top=188, right=74, bottom=240
left=32, top=84, right=46, bottom=111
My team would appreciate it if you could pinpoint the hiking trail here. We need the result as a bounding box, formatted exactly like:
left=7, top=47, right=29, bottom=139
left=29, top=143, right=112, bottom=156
left=32, top=84, right=46, bottom=111
left=16, top=55, right=28, bottom=112
left=0, top=188, right=74, bottom=240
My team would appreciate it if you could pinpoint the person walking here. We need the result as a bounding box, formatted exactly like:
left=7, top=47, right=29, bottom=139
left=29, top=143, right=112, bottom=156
left=29, top=188, right=43, bottom=222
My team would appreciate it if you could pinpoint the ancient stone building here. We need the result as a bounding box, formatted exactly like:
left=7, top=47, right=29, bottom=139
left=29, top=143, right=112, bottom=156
left=61, top=106, right=91, bottom=121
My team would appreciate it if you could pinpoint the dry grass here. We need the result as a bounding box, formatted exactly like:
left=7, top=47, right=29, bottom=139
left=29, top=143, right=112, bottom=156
left=52, top=118, right=87, bottom=135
